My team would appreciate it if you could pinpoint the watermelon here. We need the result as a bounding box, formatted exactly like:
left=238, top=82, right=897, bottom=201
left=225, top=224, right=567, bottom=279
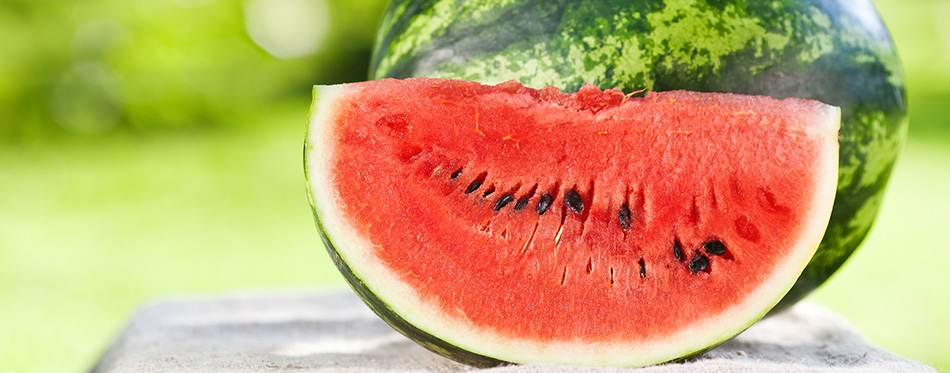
left=304, top=78, right=840, bottom=367
left=369, top=0, right=907, bottom=309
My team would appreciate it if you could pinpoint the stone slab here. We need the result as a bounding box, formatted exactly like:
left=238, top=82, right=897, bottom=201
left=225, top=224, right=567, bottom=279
left=91, top=289, right=936, bottom=373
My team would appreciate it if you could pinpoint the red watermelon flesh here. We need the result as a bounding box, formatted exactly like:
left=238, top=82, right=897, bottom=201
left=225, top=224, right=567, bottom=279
left=304, top=78, right=839, bottom=367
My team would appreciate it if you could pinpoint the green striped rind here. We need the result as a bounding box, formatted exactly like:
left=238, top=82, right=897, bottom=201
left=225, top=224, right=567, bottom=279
left=370, top=0, right=908, bottom=310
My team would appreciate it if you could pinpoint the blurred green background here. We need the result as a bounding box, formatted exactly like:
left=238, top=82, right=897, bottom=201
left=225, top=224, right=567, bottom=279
left=0, top=0, right=947, bottom=372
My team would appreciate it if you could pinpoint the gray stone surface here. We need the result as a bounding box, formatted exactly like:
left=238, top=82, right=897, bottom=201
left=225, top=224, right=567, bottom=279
left=91, top=289, right=936, bottom=373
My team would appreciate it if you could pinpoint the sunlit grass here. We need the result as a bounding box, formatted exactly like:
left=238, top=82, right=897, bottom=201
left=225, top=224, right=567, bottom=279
left=0, top=101, right=348, bottom=372
left=810, top=136, right=950, bottom=371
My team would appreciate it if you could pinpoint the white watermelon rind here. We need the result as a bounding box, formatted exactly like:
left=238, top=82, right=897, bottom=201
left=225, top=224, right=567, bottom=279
left=303, top=82, right=840, bottom=367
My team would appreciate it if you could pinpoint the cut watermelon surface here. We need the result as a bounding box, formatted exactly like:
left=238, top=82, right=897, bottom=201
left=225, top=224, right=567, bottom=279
left=304, top=78, right=839, bottom=367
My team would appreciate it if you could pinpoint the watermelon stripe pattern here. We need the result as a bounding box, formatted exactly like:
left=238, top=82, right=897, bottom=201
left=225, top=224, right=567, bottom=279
left=370, top=0, right=907, bottom=309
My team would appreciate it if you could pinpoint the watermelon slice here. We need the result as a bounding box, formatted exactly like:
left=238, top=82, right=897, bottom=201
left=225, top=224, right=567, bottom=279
left=304, top=78, right=839, bottom=367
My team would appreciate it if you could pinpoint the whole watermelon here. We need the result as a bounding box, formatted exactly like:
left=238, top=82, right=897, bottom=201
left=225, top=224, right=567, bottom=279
left=369, top=0, right=907, bottom=311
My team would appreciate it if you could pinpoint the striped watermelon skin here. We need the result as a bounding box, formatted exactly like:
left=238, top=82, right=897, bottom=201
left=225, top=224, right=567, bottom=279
left=370, top=0, right=907, bottom=310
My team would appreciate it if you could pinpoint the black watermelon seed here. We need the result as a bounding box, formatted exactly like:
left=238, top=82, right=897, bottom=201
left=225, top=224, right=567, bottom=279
left=565, top=189, right=583, bottom=213
left=464, top=180, right=482, bottom=194
left=482, top=188, right=495, bottom=198
left=493, top=194, right=514, bottom=211
left=703, top=240, right=727, bottom=256
left=514, top=197, right=530, bottom=211
left=689, top=254, right=709, bottom=274
left=618, top=204, right=631, bottom=230
left=638, top=258, right=646, bottom=278
left=450, top=168, right=462, bottom=179
left=537, top=193, right=553, bottom=215
left=673, top=240, right=683, bottom=261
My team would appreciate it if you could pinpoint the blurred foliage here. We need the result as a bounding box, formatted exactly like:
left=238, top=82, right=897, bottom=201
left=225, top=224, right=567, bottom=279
left=0, top=0, right=387, bottom=142
left=1, top=0, right=947, bottom=140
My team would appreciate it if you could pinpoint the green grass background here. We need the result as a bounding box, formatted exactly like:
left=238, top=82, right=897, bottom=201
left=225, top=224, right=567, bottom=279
left=1, top=0, right=948, bottom=372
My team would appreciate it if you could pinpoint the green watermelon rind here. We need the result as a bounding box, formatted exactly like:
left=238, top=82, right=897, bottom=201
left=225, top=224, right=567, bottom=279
left=304, top=81, right=842, bottom=367
left=368, top=0, right=908, bottom=311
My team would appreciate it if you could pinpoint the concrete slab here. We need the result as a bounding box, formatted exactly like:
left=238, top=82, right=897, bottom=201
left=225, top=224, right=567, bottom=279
left=91, top=289, right=936, bottom=373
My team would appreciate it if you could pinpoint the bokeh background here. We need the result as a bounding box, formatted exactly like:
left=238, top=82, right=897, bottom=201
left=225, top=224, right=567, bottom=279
left=1, top=0, right=947, bottom=372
